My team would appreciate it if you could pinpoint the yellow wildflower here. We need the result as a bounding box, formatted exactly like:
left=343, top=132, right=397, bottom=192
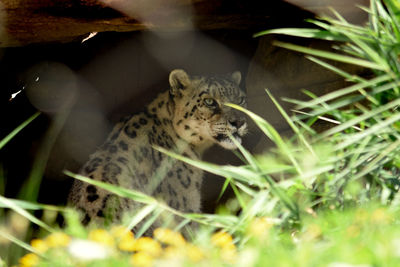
left=211, top=231, right=234, bottom=249
left=132, top=237, right=162, bottom=257
left=110, top=226, right=136, bottom=252
left=163, top=245, right=182, bottom=260
left=131, top=251, right=153, bottom=267
left=88, top=229, right=115, bottom=247
left=371, top=208, right=391, bottom=224
left=185, top=244, right=205, bottom=262
left=248, top=217, right=272, bottom=238
left=19, top=253, right=39, bottom=267
left=153, top=228, right=186, bottom=247
left=211, top=231, right=237, bottom=263
left=45, top=232, right=71, bottom=248
left=111, top=226, right=134, bottom=240
left=118, top=234, right=136, bottom=252
left=30, top=239, right=48, bottom=253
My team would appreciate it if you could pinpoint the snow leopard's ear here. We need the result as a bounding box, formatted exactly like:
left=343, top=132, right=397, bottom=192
left=169, top=69, right=191, bottom=96
left=231, top=71, right=241, bottom=86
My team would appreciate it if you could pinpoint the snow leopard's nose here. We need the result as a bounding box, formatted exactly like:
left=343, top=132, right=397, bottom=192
left=229, top=117, right=246, bottom=129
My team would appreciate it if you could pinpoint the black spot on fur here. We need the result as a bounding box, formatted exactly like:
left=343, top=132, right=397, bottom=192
left=102, top=163, right=122, bottom=181
left=82, top=212, right=91, bottom=225
left=118, top=141, right=128, bottom=151
left=132, top=122, right=141, bottom=129
left=199, top=136, right=203, bottom=141
left=155, top=183, right=163, bottom=194
left=117, top=157, right=128, bottom=164
left=191, top=105, right=197, bottom=113
left=86, top=185, right=99, bottom=202
left=182, top=196, right=187, bottom=208
left=179, top=175, right=191, bottom=188
left=168, top=200, right=180, bottom=210
left=198, top=91, right=207, bottom=97
left=168, top=184, right=177, bottom=196
left=87, top=194, right=99, bottom=202
left=177, top=119, right=183, bottom=125
left=97, top=210, right=105, bottom=217
left=86, top=185, right=97, bottom=194
left=195, top=181, right=201, bottom=189
left=184, top=112, right=189, bottom=119
left=158, top=101, right=164, bottom=108
left=154, top=118, right=161, bottom=126
left=191, top=133, right=197, bottom=136
left=124, top=125, right=137, bottom=138
left=184, top=125, right=190, bottom=130
left=84, top=158, right=103, bottom=174
left=151, top=107, right=157, bottom=112
left=139, top=118, right=148, bottom=125
left=101, top=195, right=110, bottom=209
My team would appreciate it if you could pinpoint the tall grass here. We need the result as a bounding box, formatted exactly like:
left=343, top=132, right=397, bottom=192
left=157, top=0, right=400, bottom=237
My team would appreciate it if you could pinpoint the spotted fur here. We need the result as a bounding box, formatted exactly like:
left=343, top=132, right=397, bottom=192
left=68, top=69, right=247, bottom=232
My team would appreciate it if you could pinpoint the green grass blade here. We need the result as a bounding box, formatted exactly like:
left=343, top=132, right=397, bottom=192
left=306, top=56, right=366, bottom=83
left=0, top=198, right=65, bottom=212
left=153, top=147, right=266, bottom=187
left=64, top=171, right=157, bottom=205
left=336, top=112, right=400, bottom=150
left=319, top=97, right=400, bottom=139
left=225, top=104, right=303, bottom=175
left=126, top=204, right=159, bottom=236
left=0, top=230, right=40, bottom=255
left=217, top=178, right=231, bottom=203
left=0, top=112, right=40, bottom=150
left=229, top=181, right=247, bottom=211
left=293, top=74, right=392, bottom=109
left=0, top=195, right=54, bottom=233
left=19, top=110, right=69, bottom=202
left=352, top=138, right=400, bottom=181
left=265, top=89, right=316, bottom=157
left=273, top=41, right=387, bottom=71
left=290, top=81, right=400, bottom=122
left=225, top=129, right=258, bottom=170
left=254, top=28, right=348, bottom=41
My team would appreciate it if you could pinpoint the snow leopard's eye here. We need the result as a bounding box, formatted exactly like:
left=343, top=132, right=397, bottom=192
left=204, top=98, right=218, bottom=108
